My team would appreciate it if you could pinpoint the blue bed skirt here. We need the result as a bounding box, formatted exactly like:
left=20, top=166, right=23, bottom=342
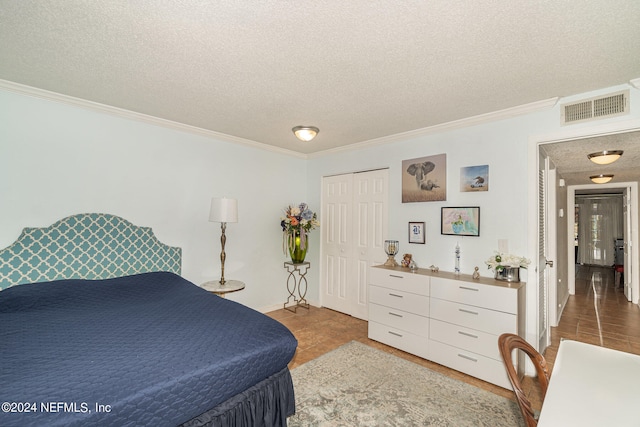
left=181, top=367, right=295, bottom=427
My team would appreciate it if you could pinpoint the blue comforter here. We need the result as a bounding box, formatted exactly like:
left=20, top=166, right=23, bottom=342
left=0, top=272, right=297, bottom=426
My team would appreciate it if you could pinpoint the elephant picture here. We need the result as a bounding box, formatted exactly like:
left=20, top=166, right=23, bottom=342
left=402, top=154, right=446, bottom=202
left=406, top=161, right=437, bottom=190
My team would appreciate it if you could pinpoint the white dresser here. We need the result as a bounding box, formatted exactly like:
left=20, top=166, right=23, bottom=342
left=368, top=265, right=525, bottom=389
left=368, top=266, right=430, bottom=359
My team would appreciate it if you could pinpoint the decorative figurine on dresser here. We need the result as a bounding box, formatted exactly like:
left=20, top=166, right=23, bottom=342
left=401, top=253, right=413, bottom=268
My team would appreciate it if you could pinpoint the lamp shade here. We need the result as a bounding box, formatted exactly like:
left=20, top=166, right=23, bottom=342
left=209, top=197, right=238, bottom=223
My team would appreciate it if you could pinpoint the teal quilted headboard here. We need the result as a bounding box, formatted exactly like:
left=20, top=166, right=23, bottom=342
left=0, top=213, right=182, bottom=290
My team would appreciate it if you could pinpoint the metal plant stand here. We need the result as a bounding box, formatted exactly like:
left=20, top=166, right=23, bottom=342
left=283, top=261, right=310, bottom=313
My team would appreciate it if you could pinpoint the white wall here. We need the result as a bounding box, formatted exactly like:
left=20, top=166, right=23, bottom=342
left=307, top=110, right=556, bottom=282
left=0, top=88, right=307, bottom=311
left=555, top=174, right=569, bottom=323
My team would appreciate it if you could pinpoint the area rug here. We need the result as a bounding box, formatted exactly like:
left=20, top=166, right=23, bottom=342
left=288, top=341, right=523, bottom=426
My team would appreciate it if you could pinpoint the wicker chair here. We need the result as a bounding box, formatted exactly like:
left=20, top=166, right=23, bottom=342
left=498, top=333, right=551, bottom=427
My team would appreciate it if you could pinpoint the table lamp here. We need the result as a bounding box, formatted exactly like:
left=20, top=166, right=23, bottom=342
left=209, top=197, right=238, bottom=285
left=384, top=240, right=399, bottom=267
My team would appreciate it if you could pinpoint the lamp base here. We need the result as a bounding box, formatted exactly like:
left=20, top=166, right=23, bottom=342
left=384, top=255, right=398, bottom=267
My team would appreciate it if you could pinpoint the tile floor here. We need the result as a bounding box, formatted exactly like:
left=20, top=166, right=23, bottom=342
left=267, top=264, right=640, bottom=412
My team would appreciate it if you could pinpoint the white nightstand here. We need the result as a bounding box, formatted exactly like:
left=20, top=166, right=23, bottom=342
left=200, top=279, right=245, bottom=297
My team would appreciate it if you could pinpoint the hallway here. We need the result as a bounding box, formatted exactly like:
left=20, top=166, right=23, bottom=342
left=547, top=265, right=640, bottom=357
left=525, top=264, right=640, bottom=409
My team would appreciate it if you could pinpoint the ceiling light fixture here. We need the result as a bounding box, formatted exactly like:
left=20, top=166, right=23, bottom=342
left=587, top=150, right=623, bottom=165
left=292, top=126, right=319, bottom=142
left=590, top=174, right=614, bottom=184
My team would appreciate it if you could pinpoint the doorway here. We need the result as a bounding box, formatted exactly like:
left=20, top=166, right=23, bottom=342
left=529, top=119, right=640, bottom=352
left=574, top=193, right=623, bottom=268
left=568, top=183, right=637, bottom=303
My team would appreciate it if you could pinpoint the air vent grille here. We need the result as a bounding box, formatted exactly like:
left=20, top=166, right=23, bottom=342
left=561, top=90, right=629, bottom=125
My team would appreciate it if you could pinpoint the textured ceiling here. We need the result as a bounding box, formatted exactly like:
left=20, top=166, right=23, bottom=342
left=542, top=131, right=640, bottom=187
left=0, top=1, right=639, bottom=155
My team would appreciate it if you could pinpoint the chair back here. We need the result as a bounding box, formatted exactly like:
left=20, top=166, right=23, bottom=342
left=498, top=333, right=550, bottom=427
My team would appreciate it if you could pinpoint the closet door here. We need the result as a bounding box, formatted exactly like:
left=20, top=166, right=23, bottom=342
left=321, top=169, right=388, bottom=320
left=322, top=174, right=353, bottom=316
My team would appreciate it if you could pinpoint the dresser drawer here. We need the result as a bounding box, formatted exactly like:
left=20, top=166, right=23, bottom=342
left=430, top=298, right=517, bottom=336
left=431, top=277, right=517, bottom=313
left=369, top=284, right=430, bottom=316
left=368, top=321, right=429, bottom=359
left=369, top=267, right=429, bottom=296
left=369, top=302, right=429, bottom=337
left=428, top=339, right=511, bottom=389
left=429, top=318, right=501, bottom=360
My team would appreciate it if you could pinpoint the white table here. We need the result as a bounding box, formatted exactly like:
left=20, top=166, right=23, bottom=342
left=538, top=340, right=640, bottom=426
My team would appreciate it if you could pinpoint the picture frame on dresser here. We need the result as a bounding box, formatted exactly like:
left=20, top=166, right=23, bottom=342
left=408, top=221, right=425, bottom=244
left=441, top=206, right=480, bottom=236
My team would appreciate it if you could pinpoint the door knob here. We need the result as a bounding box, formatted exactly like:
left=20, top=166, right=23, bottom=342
left=546, top=259, right=554, bottom=268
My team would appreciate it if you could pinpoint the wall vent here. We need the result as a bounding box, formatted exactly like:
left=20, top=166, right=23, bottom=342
left=561, top=90, right=629, bottom=125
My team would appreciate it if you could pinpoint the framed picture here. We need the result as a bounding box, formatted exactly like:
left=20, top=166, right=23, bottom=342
left=441, top=207, right=480, bottom=236
left=401, top=153, right=447, bottom=202
left=408, top=222, right=425, bottom=244
left=460, top=165, right=489, bottom=192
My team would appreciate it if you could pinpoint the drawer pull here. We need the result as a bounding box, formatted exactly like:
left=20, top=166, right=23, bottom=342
left=458, top=331, right=479, bottom=339
left=459, top=286, right=479, bottom=292
left=457, top=353, right=478, bottom=363
left=389, top=312, right=403, bottom=318
left=389, top=274, right=404, bottom=279
left=388, top=293, right=403, bottom=298
left=388, top=331, right=403, bottom=337
left=459, top=308, right=479, bottom=315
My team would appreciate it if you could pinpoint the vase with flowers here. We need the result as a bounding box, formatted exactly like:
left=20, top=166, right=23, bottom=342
left=281, top=203, right=320, bottom=263
left=451, top=215, right=465, bottom=234
left=485, top=251, right=531, bottom=282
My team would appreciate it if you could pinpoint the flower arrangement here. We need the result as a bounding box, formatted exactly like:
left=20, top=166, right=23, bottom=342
left=485, top=251, right=531, bottom=272
left=451, top=214, right=465, bottom=226
left=281, top=203, right=319, bottom=260
left=444, top=209, right=469, bottom=226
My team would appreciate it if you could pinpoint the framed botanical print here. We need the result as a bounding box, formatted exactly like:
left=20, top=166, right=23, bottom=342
left=441, top=207, right=480, bottom=236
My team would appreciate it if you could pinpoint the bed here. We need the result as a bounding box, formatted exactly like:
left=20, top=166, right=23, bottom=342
left=0, top=214, right=298, bottom=427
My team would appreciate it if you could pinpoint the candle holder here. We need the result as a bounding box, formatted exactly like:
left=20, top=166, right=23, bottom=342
left=384, top=240, right=399, bottom=267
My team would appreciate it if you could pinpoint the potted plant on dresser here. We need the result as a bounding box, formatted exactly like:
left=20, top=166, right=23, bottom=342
left=485, top=251, right=531, bottom=282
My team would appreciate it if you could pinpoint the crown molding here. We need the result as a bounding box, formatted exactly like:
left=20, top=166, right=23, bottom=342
left=3, top=78, right=563, bottom=160
left=630, top=78, right=640, bottom=90
left=308, top=97, right=559, bottom=158
left=0, top=79, right=308, bottom=159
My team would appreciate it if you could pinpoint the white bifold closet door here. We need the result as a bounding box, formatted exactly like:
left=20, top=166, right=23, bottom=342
left=321, top=169, right=388, bottom=320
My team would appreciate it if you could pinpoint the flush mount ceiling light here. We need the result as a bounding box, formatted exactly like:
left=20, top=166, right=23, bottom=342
left=292, top=126, right=319, bottom=142
left=587, top=150, right=623, bottom=165
left=590, top=174, right=614, bottom=184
